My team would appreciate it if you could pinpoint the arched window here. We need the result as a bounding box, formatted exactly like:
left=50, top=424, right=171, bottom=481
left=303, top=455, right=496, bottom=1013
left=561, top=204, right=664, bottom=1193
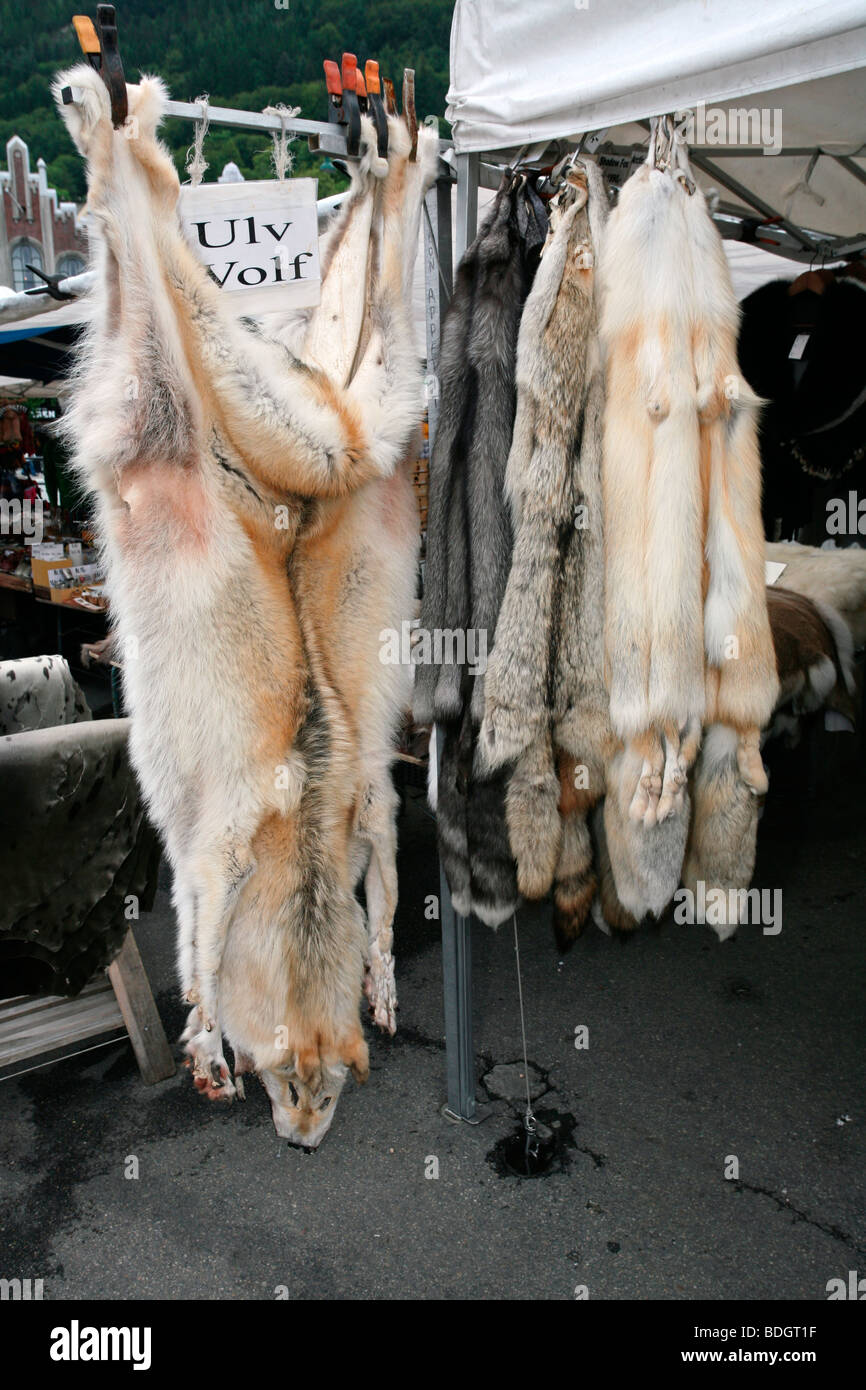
left=55, top=253, right=86, bottom=279
left=11, top=240, right=44, bottom=292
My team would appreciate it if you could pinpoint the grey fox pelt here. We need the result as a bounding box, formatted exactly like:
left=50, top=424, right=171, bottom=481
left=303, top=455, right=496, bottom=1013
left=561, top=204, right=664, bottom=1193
left=598, top=135, right=779, bottom=867
left=55, top=67, right=425, bottom=1145
left=478, top=160, right=610, bottom=946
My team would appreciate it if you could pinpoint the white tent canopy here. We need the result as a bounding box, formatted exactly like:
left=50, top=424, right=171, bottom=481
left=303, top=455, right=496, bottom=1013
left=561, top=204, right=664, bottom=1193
left=446, top=0, right=866, bottom=247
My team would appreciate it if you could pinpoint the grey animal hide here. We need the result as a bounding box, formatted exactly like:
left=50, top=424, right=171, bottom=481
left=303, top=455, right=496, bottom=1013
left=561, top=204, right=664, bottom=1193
left=478, top=161, right=610, bottom=943
left=414, top=178, right=548, bottom=926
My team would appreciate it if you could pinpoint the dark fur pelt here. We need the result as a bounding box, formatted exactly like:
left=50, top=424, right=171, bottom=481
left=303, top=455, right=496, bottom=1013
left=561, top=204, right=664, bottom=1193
left=415, top=177, right=547, bottom=926
left=478, top=160, right=610, bottom=942
left=738, top=274, right=866, bottom=534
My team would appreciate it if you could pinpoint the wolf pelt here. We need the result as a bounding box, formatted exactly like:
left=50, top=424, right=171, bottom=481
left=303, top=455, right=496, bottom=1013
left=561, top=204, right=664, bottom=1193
left=413, top=177, right=547, bottom=925
left=599, top=138, right=778, bottom=856
left=54, top=67, right=424, bottom=1145
left=478, top=160, right=610, bottom=944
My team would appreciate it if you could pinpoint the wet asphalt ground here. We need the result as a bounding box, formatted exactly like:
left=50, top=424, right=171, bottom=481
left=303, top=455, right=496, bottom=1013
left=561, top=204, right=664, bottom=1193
left=1, top=727, right=864, bottom=1301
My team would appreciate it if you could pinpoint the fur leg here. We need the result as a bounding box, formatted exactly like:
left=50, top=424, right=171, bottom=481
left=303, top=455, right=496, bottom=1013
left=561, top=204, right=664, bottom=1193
left=684, top=724, right=761, bottom=942
left=506, top=733, right=561, bottom=901
left=358, top=779, right=400, bottom=1034
left=553, top=812, right=597, bottom=951
left=736, top=726, right=769, bottom=796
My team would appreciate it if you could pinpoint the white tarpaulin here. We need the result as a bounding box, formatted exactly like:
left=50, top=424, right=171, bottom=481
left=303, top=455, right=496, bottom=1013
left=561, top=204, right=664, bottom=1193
left=447, top=0, right=866, bottom=238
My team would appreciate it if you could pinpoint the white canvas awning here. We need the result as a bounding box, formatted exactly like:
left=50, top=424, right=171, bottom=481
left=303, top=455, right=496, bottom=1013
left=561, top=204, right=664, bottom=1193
left=446, top=0, right=866, bottom=245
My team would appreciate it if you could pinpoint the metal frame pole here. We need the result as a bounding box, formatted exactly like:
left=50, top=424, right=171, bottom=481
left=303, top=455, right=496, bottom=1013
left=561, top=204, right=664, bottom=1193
left=426, top=153, right=481, bottom=1123
left=455, top=151, right=480, bottom=264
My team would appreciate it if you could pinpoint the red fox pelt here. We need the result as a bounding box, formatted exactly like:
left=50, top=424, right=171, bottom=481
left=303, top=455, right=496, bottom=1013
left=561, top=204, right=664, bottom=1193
left=598, top=133, right=779, bottom=868
left=55, top=67, right=425, bottom=1145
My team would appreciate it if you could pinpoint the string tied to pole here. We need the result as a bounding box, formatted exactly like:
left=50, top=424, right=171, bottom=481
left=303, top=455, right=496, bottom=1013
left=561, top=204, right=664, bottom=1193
left=512, top=912, right=537, bottom=1151
left=185, top=94, right=210, bottom=186
left=262, top=102, right=301, bottom=182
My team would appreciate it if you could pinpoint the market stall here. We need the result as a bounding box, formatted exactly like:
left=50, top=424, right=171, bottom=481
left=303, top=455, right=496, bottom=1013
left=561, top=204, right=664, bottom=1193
left=430, top=0, right=866, bottom=1123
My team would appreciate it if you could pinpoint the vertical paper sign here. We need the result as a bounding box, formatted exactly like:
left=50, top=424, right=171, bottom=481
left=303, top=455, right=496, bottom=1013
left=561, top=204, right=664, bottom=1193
left=179, top=178, right=321, bottom=313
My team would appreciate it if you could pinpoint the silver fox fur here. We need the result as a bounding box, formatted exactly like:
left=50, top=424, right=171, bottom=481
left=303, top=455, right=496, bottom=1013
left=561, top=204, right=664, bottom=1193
left=414, top=176, right=547, bottom=926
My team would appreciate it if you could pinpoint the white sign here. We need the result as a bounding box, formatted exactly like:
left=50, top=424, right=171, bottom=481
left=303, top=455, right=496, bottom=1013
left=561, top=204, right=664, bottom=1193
left=179, top=178, right=321, bottom=314
left=48, top=562, right=100, bottom=589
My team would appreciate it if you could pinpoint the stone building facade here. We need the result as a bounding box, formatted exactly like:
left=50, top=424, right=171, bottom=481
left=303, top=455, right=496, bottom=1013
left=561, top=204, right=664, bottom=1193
left=1, top=135, right=89, bottom=293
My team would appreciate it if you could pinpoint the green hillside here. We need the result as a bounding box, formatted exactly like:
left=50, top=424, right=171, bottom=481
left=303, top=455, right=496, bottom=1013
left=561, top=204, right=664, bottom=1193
left=0, top=0, right=453, bottom=201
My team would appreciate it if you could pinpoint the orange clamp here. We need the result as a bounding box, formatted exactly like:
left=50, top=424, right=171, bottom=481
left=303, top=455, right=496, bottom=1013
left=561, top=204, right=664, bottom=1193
left=323, top=59, right=342, bottom=96
left=341, top=52, right=357, bottom=92
left=72, top=15, right=100, bottom=56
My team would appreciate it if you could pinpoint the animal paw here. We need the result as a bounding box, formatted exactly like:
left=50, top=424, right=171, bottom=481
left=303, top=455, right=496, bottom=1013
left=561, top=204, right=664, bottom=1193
left=629, top=761, right=661, bottom=827
left=183, top=1018, right=237, bottom=1102
left=52, top=64, right=112, bottom=156
left=737, top=732, right=769, bottom=796
left=656, top=767, right=687, bottom=823
left=657, top=745, right=688, bottom=823
left=365, top=942, right=397, bottom=1035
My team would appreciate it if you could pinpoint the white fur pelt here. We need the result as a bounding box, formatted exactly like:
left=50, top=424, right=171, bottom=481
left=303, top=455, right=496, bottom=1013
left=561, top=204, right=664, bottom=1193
left=598, top=135, right=778, bottom=917
left=53, top=66, right=424, bottom=1145
left=766, top=540, right=866, bottom=647
left=478, top=160, right=610, bottom=945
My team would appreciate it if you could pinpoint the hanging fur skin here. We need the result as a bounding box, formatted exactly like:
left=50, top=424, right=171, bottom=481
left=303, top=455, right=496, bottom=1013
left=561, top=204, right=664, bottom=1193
left=55, top=68, right=424, bottom=1145
left=287, top=126, right=438, bottom=1034
left=766, top=540, right=866, bottom=647
left=604, top=583, right=854, bottom=940
left=414, top=178, right=547, bottom=926
left=478, top=160, right=610, bottom=945
left=598, top=133, right=778, bottom=917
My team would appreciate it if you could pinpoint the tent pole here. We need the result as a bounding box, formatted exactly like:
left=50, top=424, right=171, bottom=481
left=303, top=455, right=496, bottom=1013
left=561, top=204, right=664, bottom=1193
left=425, top=158, right=480, bottom=1123
left=435, top=727, right=479, bottom=1123
left=455, top=152, right=480, bottom=262
left=831, top=153, right=866, bottom=190
left=685, top=151, right=815, bottom=251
